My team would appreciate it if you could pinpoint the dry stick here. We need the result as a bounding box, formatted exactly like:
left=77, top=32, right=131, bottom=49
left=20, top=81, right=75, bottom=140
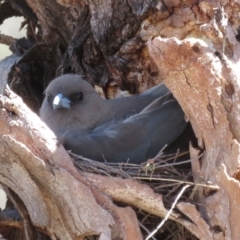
left=72, top=154, right=133, bottom=178
left=73, top=152, right=198, bottom=170
left=151, top=144, right=168, bottom=160
left=145, top=184, right=191, bottom=240
left=139, top=222, right=157, bottom=240
left=154, top=152, right=203, bottom=167
left=73, top=153, right=216, bottom=189
left=133, top=176, right=219, bottom=189
left=151, top=158, right=194, bottom=167
left=154, top=151, right=189, bottom=163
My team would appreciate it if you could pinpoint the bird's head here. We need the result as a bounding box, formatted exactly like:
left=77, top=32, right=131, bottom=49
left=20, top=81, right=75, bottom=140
left=40, top=74, right=104, bottom=135
left=43, top=74, right=96, bottom=109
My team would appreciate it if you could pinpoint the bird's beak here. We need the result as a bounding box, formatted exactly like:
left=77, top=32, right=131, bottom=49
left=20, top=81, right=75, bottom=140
left=53, top=94, right=71, bottom=109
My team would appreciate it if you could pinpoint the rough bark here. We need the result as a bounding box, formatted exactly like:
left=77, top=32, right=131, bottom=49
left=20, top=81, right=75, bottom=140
left=0, top=0, right=240, bottom=239
left=148, top=6, right=240, bottom=240
left=0, top=89, right=144, bottom=239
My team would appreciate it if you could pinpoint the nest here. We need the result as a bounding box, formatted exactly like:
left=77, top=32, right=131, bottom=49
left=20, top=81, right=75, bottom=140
left=72, top=148, right=200, bottom=240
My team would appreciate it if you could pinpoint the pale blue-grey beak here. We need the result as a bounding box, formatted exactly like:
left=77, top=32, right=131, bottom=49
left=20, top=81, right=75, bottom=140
left=53, top=94, right=71, bottom=109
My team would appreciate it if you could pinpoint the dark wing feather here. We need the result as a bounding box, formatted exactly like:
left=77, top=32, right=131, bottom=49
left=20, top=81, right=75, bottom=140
left=61, top=93, right=186, bottom=163
left=61, top=118, right=151, bottom=163
left=140, top=83, right=170, bottom=98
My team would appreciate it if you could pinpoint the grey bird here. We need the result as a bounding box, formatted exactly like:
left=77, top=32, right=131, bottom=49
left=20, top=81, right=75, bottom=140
left=40, top=74, right=186, bottom=163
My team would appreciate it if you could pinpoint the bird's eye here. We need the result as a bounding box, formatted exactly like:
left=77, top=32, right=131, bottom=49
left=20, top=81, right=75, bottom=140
left=75, top=92, right=83, bottom=101
left=46, top=93, right=53, bottom=103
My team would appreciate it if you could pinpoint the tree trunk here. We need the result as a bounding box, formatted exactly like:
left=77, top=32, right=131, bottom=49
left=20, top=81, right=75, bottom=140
left=0, top=0, right=240, bottom=239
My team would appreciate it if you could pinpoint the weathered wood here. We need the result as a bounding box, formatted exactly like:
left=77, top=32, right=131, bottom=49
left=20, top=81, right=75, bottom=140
left=0, top=90, right=143, bottom=239
left=1, top=0, right=240, bottom=239
left=148, top=7, right=240, bottom=239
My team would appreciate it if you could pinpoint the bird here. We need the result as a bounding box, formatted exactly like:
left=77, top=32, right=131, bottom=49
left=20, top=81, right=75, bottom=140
left=40, top=74, right=186, bottom=164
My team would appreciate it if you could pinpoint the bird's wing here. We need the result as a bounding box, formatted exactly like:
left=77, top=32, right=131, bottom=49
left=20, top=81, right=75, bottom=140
left=61, top=118, right=150, bottom=163
left=61, top=93, right=186, bottom=164
left=140, top=83, right=170, bottom=98
left=134, top=93, right=187, bottom=157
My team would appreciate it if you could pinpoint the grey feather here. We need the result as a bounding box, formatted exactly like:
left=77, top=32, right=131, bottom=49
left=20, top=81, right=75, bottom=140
left=40, top=74, right=187, bottom=163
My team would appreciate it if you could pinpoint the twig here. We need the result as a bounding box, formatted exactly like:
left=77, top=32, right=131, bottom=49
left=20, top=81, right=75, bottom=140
left=133, top=176, right=219, bottom=189
left=145, top=184, right=190, bottom=240
left=139, top=222, right=157, bottom=240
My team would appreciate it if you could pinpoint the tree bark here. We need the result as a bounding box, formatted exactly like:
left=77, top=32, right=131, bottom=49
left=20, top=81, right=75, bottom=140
left=0, top=89, right=144, bottom=239
left=0, top=0, right=240, bottom=239
left=148, top=6, right=240, bottom=240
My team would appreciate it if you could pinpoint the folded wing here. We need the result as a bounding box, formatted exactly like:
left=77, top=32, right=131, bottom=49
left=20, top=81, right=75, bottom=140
left=61, top=93, right=186, bottom=163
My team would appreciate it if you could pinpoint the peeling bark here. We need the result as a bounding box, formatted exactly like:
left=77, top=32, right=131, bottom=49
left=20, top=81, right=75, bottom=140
left=148, top=7, right=240, bottom=239
left=1, top=0, right=240, bottom=239
left=0, top=90, right=143, bottom=239
left=83, top=173, right=213, bottom=239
